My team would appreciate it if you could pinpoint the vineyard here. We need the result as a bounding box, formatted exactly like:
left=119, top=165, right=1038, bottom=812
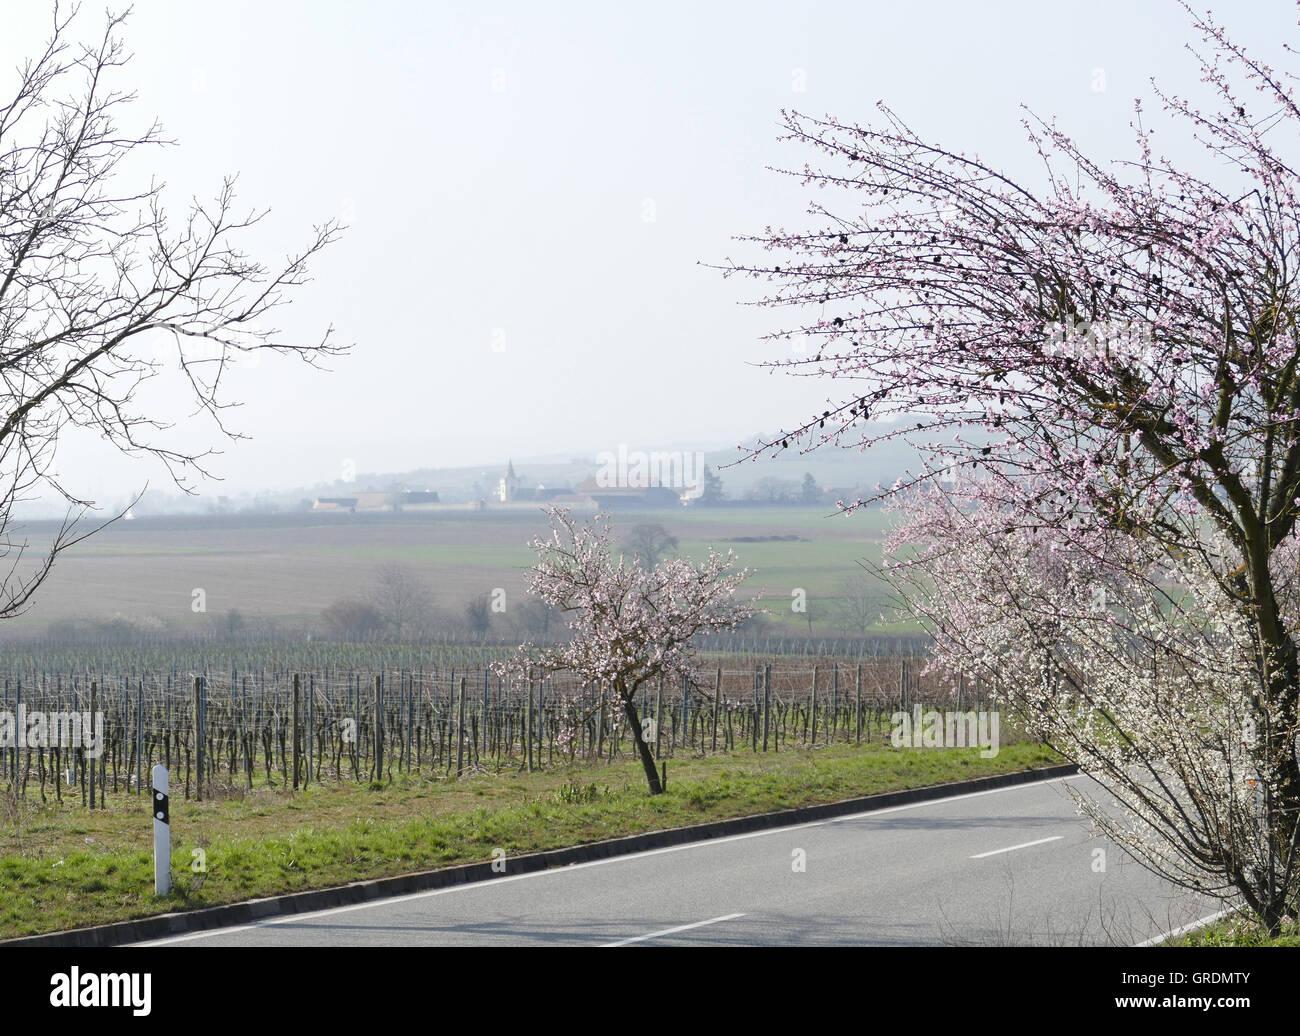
left=0, top=642, right=1001, bottom=808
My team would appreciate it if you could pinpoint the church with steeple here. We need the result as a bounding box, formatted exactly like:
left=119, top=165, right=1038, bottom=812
left=497, top=460, right=522, bottom=502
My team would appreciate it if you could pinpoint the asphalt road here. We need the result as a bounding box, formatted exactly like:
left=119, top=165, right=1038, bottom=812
left=135, top=774, right=1222, bottom=947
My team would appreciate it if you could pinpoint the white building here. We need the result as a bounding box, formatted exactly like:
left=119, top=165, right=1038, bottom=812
left=497, top=460, right=522, bottom=502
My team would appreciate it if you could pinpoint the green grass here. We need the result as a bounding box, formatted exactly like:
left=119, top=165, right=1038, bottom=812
left=0, top=739, right=1059, bottom=939
left=1177, top=912, right=1300, bottom=947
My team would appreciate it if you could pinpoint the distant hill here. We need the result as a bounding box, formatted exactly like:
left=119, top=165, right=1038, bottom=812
left=13, top=421, right=956, bottom=518
left=328, top=426, right=938, bottom=505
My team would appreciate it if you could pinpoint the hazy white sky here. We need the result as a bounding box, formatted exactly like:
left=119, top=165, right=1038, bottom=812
left=1, top=0, right=1293, bottom=511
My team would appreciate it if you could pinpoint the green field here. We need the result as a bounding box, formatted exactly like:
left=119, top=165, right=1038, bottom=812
left=7, top=505, right=905, bottom=640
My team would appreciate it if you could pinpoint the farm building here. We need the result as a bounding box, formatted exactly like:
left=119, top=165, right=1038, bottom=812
left=576, top=477, right=685, bottom=509
left=312, top=490, right=440, bottom=513
left=312, top=496, right=358, bottom=512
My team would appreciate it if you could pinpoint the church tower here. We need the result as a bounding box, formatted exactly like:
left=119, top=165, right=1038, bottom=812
left=497, top=459, right=521, bottom=502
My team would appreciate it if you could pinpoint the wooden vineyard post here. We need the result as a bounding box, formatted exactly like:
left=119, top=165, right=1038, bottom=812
left=855, top=663, right=862, bottom=744
left=375, top=675, right=384, bottom=782
left=712, top=667, right=721, bottom=753
left=136, top=681, right=144, bottom=796
left=351, top=676, right=360, bottom=780
left=292, top=674, right=301, bottom=791
left=445, top=672, right=455, bottom=774
left=540, top=678, right=548, bottom=768
left=810, top=665, right=819, bottom=746
left=308, top=674, right=315, bottom=785
left=654, top=678, right=663, bottom=760
left=457, top=675, right=467, bottom=777
left=238, top=677, right=247, bottom=788
left=193, top=677, right=203, bottom=801
left=762, top=664, right=771, bottom=753
left=525, top=676, right=534, bottom=773
left=832, top=663, right=839, bottom=743
left=597, top=690, right=606, bottom=761
left=89, top=681, right=97, bottom=809
left=533, top=676, right=541, bottom=770
left=680, top=675, right=688, bottom=753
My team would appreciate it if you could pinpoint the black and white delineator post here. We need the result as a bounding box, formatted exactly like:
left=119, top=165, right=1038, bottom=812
left=152, top=765, right=170, bottom=895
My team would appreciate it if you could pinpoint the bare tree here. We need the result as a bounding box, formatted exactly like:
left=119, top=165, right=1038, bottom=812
left=745, top=477, right=799, bottom=503
left=224, top=608, right=245, bottom=640
left=831, top=571, right=885, bottom=636
left=802, top=594, right=820, bottom=637
left=320, top=598, right=384, bottom=641
left=800, top=472, right=820, bottom=504
left=513, top=594, right=561, bottom=640
left=370, top=563, right=431, bottom=640
left=0, top=5, right=343, bottom=619
left=700, top=465, right=724, bottom=504
left=464, top=596, right=491, bottom=637
left=623, top=522, right=678, bottom=570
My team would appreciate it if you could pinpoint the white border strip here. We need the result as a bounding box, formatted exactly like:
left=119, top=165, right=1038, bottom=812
left=1134, top=908, right=1234, bottom=947
left=602, top=913, right=745, bottom=947
left=970, top=836, right=1063, bottom=859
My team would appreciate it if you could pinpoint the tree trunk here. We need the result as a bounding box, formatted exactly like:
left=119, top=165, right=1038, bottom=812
left=620, top=689, right=662, bottom=795
left=1245, top=536, right=1300, bottom=930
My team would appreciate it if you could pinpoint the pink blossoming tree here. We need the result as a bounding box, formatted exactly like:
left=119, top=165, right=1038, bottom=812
left=497, top=508, right=752, bottom=795
left=722, top=6, right=1300, bottom=929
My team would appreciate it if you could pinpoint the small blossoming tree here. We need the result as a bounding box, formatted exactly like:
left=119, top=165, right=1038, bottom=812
left=498, top=508, right=752, bottom=795
left=722, top=6, right=1300, bottom=929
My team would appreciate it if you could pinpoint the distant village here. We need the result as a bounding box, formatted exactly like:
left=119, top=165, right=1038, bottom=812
left=313, top=460, right=702, bottom=514
left=312, top=460, right=866, bottom=514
